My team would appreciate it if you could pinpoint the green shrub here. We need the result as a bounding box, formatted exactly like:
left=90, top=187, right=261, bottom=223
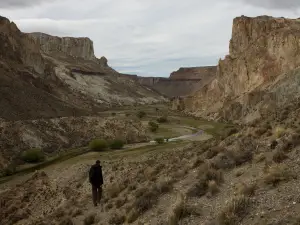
left=2, top=163, right=17, bottom=176
left=89, top=139, right=108, bottom=151
left=21, top=148, right=45, bottom=163
left=148, top=121, right=159, bottom=132
left=155, top=138, right=164, bottom=144
left=110, top=140, right=125, bottom=150
left=157, top=116, right=168, bottom=123
left=137, top=111, right=146, bottom=118
left=111, top=112, right=116, bottom=116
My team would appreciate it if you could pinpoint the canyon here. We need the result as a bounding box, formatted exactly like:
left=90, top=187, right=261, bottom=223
left=173, top=16, right=300, bottom=123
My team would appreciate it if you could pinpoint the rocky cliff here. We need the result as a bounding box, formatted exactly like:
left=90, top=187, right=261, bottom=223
left=29, top=32, right=96, bottom=61
left=174, top=16, right=300, bottom=123
left=170, top=66, right=217, bottom=80
left=136, top=66, right=216, bottom=97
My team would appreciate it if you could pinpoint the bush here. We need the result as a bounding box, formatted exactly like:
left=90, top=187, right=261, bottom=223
left=2, top=163, right=17, bottom=176
left=155, top=138, right=164, bottom=144
left=110, top=140, right=124, bottom=150
left=111, top=112, right=116, bottom=116
left=274, top=127, right=285, bottom=138
left=137, top=111, right=146, bottom=118
left=148, top=121, right=159, bottom=132
left=21, top=148, right=45, bottom=163
left=89, top=139, right=108, bottom=151
left=157, top=116, right=168, bottom=123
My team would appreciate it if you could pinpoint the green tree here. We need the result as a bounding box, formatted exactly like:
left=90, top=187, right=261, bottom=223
left=110, top=140, right=125, bottom=150
left=21, top=148, right=45, bottom=163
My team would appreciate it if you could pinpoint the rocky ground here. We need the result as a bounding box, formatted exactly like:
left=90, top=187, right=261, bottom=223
left=2, top=104, right=300, bottom=225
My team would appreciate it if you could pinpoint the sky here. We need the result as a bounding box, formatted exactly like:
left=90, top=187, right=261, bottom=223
left=1, top=0, right=300, bottom=77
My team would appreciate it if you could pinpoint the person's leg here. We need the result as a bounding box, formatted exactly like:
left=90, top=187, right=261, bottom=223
left=92, top=185, right=97, bottom=206
left=97, top=186, right=102, bottom=203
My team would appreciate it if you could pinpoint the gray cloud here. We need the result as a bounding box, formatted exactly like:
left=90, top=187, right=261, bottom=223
left=237, top=0, right=300, bottom=9
left=2, top=0, right=300, bottom=76
left=0, top=0, right=53, bottom=8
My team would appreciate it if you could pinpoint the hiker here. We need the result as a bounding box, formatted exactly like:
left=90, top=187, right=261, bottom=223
left=89, top=160, right=103, bottom=206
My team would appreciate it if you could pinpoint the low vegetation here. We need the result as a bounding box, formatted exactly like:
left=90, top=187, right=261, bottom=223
left=21, top=148, right=45, bottom=163
left=137, top=111, right=146, bottom=118
left=148, top=121, right=159, bottom=132
left=88, top=139, right=108, bottom=151
left=155, top=137, right=165, bottom=144
left=157, top=116, right=168, bottom=123
left=109, top=140, right=125, bottom=150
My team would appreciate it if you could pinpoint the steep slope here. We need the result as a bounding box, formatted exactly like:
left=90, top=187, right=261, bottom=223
left=0, top=16, right=166, bottom=121
left=135, top=66, right=216, bottom=97
left=173, top=16, right=300, bottom=123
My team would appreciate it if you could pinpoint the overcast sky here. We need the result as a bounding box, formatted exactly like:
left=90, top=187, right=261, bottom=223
left=1, top=0, right=300, bottom=76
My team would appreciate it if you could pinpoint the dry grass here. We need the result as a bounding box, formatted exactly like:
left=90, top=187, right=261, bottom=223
left=106, top=182, right=125, bottom=198
left=207, top=180, right=219, bottom=196
left=108, top=213, right=126, bottom=225
left=218, top=195, right=251, bottom=225
left=59, top=217, right=74, bottom=225
left=206, top=146, right=224, bottom=159
left=168, top=193, right=185, bottom=225
left=272, top=149, right=288, bottom=163
left=263, top=164, right=296, bottom=187
left=236, top=182, right=257, bottom=197
left=126, top=209, right=139, bottom=223
left=254, top=153, right=266, bottom=163
left=84, top=213, right=96, bottom=225
left=274, top=127, right=286, bottom=138
left=115, top=197, right=127, bottom=209
left=187, top=164, right=223, bottom=197
left=129, top=179, right=174, bottom=222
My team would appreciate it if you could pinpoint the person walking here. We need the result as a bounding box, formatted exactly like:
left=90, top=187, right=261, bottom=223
left=89, top=160, right=103, bottom=206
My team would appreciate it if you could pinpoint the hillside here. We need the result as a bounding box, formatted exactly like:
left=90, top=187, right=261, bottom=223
left=135, top=66, right=216, bottom=97
left=172, top=16, right=300, bottom=123
left=0, top=16, right=166, bottom=121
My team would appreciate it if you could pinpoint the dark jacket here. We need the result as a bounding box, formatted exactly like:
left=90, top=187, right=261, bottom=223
left=89, top=164, right=103, bottom=187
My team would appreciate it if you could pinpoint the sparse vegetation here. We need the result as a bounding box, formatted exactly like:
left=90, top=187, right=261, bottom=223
left=21, top=148, right=45, bottom=163
left=236, top=182, right=257, bottom=197
left=109, top=139, right=124, bottom=150
left=137, top=111, right=146, bottom=118
left=218, top=195, right=251, bottom=225
left=109, top=213, right=125, bottom=225
left=84, top=213, right=95, bottom=225
left=148, top=121, right=159, bottom=132
left=263, top=164, right=296, bottom=187
left=157, top=116, right=168, bottom=123
left=155, top=137, right=165, bottom=144
left=272, top=149, right=288, bottom=163
left=274, top=126, right=286, bottom=138
left=88, top=139, right=108, bottom=151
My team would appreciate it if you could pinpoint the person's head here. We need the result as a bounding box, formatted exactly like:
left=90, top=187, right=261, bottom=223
left=96, top=160, right=100, bottom=165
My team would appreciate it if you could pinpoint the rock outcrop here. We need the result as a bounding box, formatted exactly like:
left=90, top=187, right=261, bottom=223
left=174, top=16, right=300, bottom=122
left=170, top=66, right=217, bottom=80
left=29, top=32, right=97, bottom=61
left=136, top=66, right=216, bottom=97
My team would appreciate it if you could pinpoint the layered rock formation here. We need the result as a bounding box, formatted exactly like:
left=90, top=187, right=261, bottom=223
left=170, top=66, right=216, bottom=80
left=136, top=66, right=216, bottom=97
left=174, top=16, right=300, bottom=122
left=29, top=32, right=96, bottom=61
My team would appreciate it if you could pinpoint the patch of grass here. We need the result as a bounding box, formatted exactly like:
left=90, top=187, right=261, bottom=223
left=84, top=213, right=96, bottom=225
left=107, top=183, right=126, bottom=198
left=272, top=149, right=288, bottom=163
left=187, top=164, right=223, bottom=197
left=109, top=140, right=124, bottom=150
left=155, top=137, right=165, bottom=144
left=89, top=139, right=108, bottom=151
left=148, top=121, right=159, bottom=132
left=21, top=148, right=45, bottom=163
left=218, top=195, right=251, bottom=225
left=263, top=164, right=296, bottom=187
left=207, top=180, right=219, bottom=196
left=137, top=111, right=146, bottom=118
left=236, top=182, right=257, bottom=197
left=168, top=193, right=185, bottom=225
left=274, top=127, right=286, bottom=138
left=115, top=197, right=127, bottom=209
left=109, top=213, right=125, bottom=225
left=157, top=116, right=168, bottom=123
left=206, top=146, right=224, bottom=159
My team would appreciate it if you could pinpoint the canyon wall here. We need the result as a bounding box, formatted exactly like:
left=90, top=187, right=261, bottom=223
left=136, top=66, right=216, bottom=97
left=174, top=16, right=300, bottom=122
left=29, top=32, right=97, bottom=61
left=170, top=66, right=216, bottom=80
